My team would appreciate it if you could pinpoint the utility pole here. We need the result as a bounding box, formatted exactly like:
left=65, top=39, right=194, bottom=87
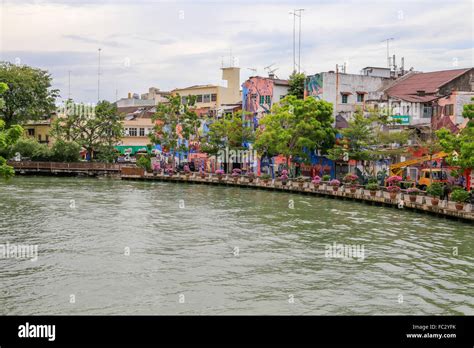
left=290, top=9, right=304, bottom=73
left=381, top=38, right=394, bottom=69
left=98, top=48, right=102, bottom=102
left=68, top=70, right=71, bottom=100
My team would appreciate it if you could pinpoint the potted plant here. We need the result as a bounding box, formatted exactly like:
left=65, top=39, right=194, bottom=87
left=387, top=185, right=401, bottom=200
left=183, top=164, right=191, bottom=179
left=232, top=168, right=242, bottom=183
left=296, top=176, right=306, bottom=188
left=406, top=187, right=420, bottom=202
left=247, top=171, right=255, bottom=183
left=426, top=182, right=442, bottom=206
left=165, top=167, right=174, bottom=177
left=311, top=175, right=321, bottom=190
left=280, top=170, right=289, bottom=186
left=215, top=169, right=224, bottom=180
left=137, top=156, right=151, bottom=176
left=199, top=168, right=206, bottom=179
left=329, top=179, right=340, bottom=192
left=260, top=174, right=271, bottom=185
left=366, top=182, right=379, bottom=197
left=451, top=188, right=469, bottom=211
left=322, top=174, right=331, bottom=182
left=343, top=173, right=359, bottom=193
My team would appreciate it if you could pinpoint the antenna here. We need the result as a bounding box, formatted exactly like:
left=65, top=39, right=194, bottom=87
left=264, top=63, right=279, bottom=78
left=68, top=70, right=71, bottom=100
left=247, top=67, right=257, bottom=74
left=98, top=48, right=102, bottom=102
left=289, top=9, right=305, bottom=73
left=381, top=38, right=394, bottom=68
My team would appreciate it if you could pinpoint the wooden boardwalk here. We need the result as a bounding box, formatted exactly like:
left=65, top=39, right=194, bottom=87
left=121, top=173, right=474, bottom=223
left=9, top=161, right=123, bottom=176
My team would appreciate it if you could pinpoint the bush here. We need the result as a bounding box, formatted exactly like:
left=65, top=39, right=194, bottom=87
left=260, top=174, right=271, bottom=180
left=329, top=179, right=340, bottom=187
left=51, top=140, right=80, bottom=162
left=136, top=156, right=151, bottom=171
left=366, top=183, right=379, bottom=191
left=451, top=188, right=469, bottom=203
left=322, top=174, right=331, bottom=181
left=426, top=182, right=442, bottom=198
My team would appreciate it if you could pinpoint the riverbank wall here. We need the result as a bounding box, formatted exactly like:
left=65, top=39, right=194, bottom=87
left=121, top=173, right=474, bottom=223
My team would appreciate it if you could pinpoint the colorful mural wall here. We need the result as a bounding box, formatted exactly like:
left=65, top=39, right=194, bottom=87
left=304, top=74, right=323, bottom=99
left=242, top=77, right=274, bottom=128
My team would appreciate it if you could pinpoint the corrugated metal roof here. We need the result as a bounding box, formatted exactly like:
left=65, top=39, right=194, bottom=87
left=386, top=68, right=471, bottom=102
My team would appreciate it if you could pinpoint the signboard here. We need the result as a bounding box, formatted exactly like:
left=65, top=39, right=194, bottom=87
left=391, top=115, right=410, bottom=125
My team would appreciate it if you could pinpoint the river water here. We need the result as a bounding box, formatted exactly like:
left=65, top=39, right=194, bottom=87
left=0, top=176, right=472, bottom=315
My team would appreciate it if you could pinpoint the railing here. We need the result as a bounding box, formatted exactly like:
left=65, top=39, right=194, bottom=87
left=8, top=161, right=123, bottom=171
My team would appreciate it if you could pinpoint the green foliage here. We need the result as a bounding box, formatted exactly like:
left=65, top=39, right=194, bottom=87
left=51, top=140, right=80, bottom=162
left=322, top=174, right=331, bottom=181
left=254, top=95, right=335, bottom=163
left=426, top=182, right=442, bottom=198
left=436, top=98, right=474, bottom=172
left=0, top=62, right=58, bottom=126
left=0, top=156, right=14, bottom=179
left=366, top=182, right=379, bottom=191
left=51, top=100, right=123, bottom=161
left=137, top=156, right=152, bottom=172
left=149, top=94, right=199, bottom=161
left=96, top=144, right=119, bottom=163
left=0, top=118, right=23, bottom=178
left=260, top=174, right=271, bottom=180
left=288, top=72, right=305, bottom=99
left=0, top=82, right=8, bottom=109
left=10, top=137, right=51, bottom=161
left=451, top=188, right=469, bottom=203
left=200, top=111, right=254, bottom=155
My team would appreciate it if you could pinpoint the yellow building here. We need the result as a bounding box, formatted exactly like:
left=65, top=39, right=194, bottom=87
left=171, top=67, right=241, bottom=114
left=24, top=118, right=55, bottom=146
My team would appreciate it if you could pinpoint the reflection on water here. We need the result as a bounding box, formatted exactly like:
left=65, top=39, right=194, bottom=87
left=0, top=176, right=473, bottom=315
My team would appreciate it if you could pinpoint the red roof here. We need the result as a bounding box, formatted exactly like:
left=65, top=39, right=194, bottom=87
left=386, top=68, right=471, bottom=102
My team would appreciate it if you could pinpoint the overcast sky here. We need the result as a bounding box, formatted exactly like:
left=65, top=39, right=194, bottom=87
left=1, top=0, right=472, bottom=103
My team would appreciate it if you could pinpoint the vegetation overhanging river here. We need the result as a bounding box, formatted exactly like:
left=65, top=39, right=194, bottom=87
left=0, top=176, right=472, bottom=315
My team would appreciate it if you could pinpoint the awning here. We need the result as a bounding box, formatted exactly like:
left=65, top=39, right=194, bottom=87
left=114, top=145, right=150, bottom=155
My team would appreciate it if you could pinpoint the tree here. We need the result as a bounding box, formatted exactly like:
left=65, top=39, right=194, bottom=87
left=0, top=120, right=23, bottom=179
left=200, top=111, right=255, bottom=171
left=288, top=72, right=305, bottom=99
left=51, top=140, right=80, bottom=162
left=51, top=100, right=123, bottom=161
left=254, top=95, right=336, bottom=169
left=436, top=97, right=474, bottom=174
left=149, top=94, right=200, bottom=167
left=0, top=62, right=58, bottom=127
left=327, top=107, right=411, bottom=176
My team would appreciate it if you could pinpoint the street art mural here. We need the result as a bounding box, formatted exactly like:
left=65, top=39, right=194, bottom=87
left=242, top=77, right=274, bottom=129
left=304, top=74, right=323, bottom=99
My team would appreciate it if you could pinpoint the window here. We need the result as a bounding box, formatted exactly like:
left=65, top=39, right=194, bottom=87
left=259, top=95, right=265, bottom=104
left=46, top=135, right=49, bottom=143
left=265, top=95, right=271, bottom=104
left=422, top=104, right=432, bottom=118
left=181, top=96, right=187, bottom=104
left=445, top=104, right=454, bottom=116
left=357, top=93, right=365, bottom=102
left=139, top=128, right=145, bottom=136
left=342, top=94, right=348, bottom=104
left=211, top=94, right=217, bottom=102
left=280, top=95, right=286, bottom=100
left=28, top=128, right=35, bottom=136
left=38, top=134, right=42, bottom=142
left=129, top=128, right=137, bottom=136
left=203, top=94, right=210, bottom=103
left=196, top=94, right=203, bottom=103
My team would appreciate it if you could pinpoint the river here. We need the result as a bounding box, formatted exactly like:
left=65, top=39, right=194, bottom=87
left=0, top=176, right=472, bottom=315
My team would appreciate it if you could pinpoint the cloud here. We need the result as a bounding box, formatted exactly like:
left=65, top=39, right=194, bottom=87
left=0, top=0, right=471, bottom=103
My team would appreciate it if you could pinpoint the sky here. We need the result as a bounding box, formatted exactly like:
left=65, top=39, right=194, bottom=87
left=0, top=0, right=472, bottom=104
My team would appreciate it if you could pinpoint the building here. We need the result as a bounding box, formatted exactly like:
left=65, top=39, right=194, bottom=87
left=241, top=76, right=289, bottom=128
left=378, top=67, right=474, bottom=130
left=24, top=118, right=55, bottom=146
left=116, top=89, right=171, bottom=108
left=115, top=105, right=156, bottom=154
left=304, top=70, right=391, bottom=126
left=172, top=67, right=241, bottom=117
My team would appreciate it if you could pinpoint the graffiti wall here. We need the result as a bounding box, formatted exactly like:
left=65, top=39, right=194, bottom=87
left=242, top=77, right=274, bottom=128
left=304, top=74, right=323, bottom=99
